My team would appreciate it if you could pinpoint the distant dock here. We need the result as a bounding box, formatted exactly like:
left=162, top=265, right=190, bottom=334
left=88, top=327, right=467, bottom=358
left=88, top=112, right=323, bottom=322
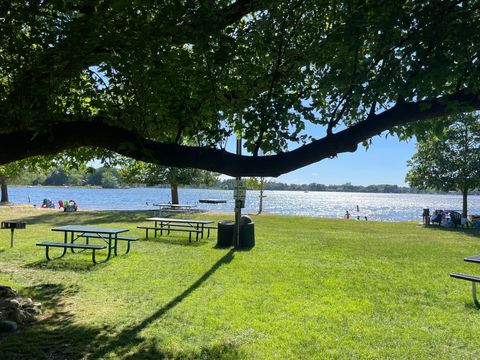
left=199, top=199, right=227, bottom=204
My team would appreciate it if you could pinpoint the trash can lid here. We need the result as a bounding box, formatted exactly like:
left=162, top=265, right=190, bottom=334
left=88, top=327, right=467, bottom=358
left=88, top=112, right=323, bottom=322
left=240, top=215, right=253, bottom=224
left=218, top=220, right=235, bottom=225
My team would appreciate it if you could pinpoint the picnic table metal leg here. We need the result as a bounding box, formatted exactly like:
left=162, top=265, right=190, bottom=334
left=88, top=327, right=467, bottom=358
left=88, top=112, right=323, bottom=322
left=124, top=240, right=132, bottom=254
left=92, top=248, right=110, bottom=264
left=68, top=232, right=77, bottom=253
left=473, top=282, right=480, bottom=307
left=114, top=234, right=118, bottom=256
left=113, top=238, right=132, bottom=256
left=45, top=245, right=67, bottom=261
left=108, top=234, right=115, bottom=257
left=71, top=232, right=89, bottom=254
left=92, top=236, right=112, bottom=264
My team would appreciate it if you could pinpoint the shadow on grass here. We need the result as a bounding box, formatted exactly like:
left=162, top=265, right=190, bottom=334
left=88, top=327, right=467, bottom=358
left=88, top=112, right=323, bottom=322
left=425, top=224, right=480, bottom=239
left=24, top=242, right=116, bottom=272
left=143, top=237, right=211, bottom=247
left=464, top=302, right=480, bottom=311
left=88, top=248, right=237, bottom=359
left=0, top=283, right=105, bottom=360
left=2, top=249, right=238, bottom=359
left=122, top=340, right=245, bottom=359
left=17, top=210, right=159, bottom=227
left=23, top=257, right=107, bottom=272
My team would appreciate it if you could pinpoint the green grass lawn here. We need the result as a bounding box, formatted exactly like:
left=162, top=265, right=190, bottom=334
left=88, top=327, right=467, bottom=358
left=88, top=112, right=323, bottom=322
left=1, top=207, right=480, bottom=359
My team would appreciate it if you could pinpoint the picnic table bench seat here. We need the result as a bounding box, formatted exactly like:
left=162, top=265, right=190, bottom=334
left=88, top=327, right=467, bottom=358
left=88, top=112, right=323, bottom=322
left=464, top=255, right=480, bottom=264
left=451, top=268, right=480, bottom=306
left=450, top=272, right=480, bottom=283
left=79, top=233, right=139, bottom=255
left=36, top=241, right=107, bottom=264
left=137, top=225, right=202, bottom=242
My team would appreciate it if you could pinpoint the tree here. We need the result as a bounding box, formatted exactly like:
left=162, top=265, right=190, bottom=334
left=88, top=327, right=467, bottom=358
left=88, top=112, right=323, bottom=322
left=42, top=168, right=71, bottom=187
left=0, top=163, right=24, bottom=203
left=246, top=177, right=269, bottom=215
left=86, top=167, right=121, bottom=189
left=1, top=2, right=480, bottom=176
left=0, top=158, right=56, bottom=203
left=120, top=162, right=217, bottom=204
left=406, top=113, right=480, bottom=217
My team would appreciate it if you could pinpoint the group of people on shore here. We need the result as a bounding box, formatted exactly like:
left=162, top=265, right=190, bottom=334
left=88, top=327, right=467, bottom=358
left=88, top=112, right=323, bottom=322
left=429, top=209, right=480, bottom=228
left=38, top=198, right=78, bottom=212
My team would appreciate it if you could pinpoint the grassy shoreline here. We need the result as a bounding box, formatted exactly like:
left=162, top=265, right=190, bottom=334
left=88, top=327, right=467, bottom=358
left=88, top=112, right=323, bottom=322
left=0, top=208, right=479, bottom=359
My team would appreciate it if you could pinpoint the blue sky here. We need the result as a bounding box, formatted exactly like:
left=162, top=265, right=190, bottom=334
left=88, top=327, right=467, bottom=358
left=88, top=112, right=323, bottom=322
left=273, top=135, right=417, bottom=186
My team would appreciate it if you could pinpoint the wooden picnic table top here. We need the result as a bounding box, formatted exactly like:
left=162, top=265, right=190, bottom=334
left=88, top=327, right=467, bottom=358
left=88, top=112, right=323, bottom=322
left=146, top=217, right=213, bottom=224
left=51, top=225, right=130, bottom=234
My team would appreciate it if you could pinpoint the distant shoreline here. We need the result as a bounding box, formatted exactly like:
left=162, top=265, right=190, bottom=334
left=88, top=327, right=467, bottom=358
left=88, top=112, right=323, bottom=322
left=8, top=184, right=469, bottom=196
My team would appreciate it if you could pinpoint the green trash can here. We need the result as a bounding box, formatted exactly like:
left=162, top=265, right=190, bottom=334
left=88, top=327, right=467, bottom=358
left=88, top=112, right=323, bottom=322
left=239, top=222, right=255, bottom=248
left=217, top=220, right=234, bottom=247
left=239, top=215, right=255, bottom=249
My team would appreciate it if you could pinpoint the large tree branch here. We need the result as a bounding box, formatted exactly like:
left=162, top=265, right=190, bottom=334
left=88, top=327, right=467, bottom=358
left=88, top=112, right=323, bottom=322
left=1, top=91, right=479, bottom=177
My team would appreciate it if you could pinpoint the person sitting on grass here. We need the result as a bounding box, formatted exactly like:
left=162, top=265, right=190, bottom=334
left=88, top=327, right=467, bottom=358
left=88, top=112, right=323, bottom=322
left=430, top=210, right=443, bottom=225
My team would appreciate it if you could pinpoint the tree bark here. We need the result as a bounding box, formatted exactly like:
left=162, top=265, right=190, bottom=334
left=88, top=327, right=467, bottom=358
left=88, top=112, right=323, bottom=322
left=1, top=179, right=8, bottom=203
left=462, top=188, right=468, bottom=218
left=170, top=183, right=179, bottom=204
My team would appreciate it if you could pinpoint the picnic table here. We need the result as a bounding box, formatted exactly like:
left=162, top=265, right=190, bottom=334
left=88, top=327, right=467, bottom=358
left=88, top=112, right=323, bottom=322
left=154, top=203, right=196, bottom=209
left=138, top=217, right=214, bottom=242
left=153, top=203, right=197, bottom=214
left=36, top=225, right=138, bottom=264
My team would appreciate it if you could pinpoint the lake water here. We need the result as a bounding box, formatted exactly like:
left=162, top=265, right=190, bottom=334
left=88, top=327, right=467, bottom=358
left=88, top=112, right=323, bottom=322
left=8, top=186, right=480, bottom=222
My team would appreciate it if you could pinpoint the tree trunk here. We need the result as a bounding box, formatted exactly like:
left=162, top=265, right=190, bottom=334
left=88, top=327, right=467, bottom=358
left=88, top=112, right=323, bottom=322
left=462, top=188, right=468, bottom=218
left=1, top=178, right=8, bottom=203
left=170, top=183, right=179, bottom=204
left=258, top=179, right=264, bottom=215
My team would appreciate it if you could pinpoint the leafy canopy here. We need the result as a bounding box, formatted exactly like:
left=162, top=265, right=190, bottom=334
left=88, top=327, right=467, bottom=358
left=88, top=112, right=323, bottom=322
left=1, top=1, right=480, bottom=176
left=406, top=113, right=480, bottom=194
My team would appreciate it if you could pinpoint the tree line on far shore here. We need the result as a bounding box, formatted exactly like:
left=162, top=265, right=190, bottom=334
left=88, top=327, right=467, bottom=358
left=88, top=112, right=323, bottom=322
left=5, top=166, right=458, bottom=195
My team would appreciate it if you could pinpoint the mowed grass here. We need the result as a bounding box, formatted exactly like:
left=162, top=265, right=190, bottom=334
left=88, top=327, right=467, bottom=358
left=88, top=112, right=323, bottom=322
left=1, top=207, right=480, bottom=359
